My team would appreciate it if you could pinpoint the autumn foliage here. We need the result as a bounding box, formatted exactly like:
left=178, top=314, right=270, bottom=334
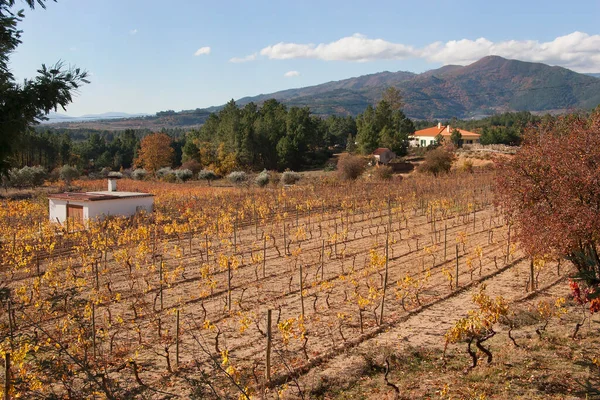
left=496, top=111, right=600, bottom=282
left=135, top=133, right=174, bottom=172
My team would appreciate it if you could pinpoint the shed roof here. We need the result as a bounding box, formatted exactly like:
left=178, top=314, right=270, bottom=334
left=372, top=147, right=393, bottom=155
left=48, top=191, right=153, bottom=202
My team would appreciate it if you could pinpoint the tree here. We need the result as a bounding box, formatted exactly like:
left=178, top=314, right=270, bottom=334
left=379, top=110, right=414, bottom=156
left=356, top=105, right=379, bottom=154
left=450, top=128, right=462, bottom=147
left=381, top=87, right=404, bottom=111
left=135, top=133, right=174, bottom=173
left=0, top=0, right=89, bottom=173
left=496, top=111, right=600, bottom=289
left=434, top=133, right=444, bottom=146
left=60, top=165, right=79, bottom=186
left=346, top=134, right=357, bottom=153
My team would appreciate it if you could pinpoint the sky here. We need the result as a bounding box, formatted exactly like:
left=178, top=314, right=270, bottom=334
left=9, top=0, right=600, bottom=116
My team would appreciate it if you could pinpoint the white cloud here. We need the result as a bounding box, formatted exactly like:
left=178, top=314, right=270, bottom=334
left=229, top=53, right=257, bottom=63
left=69, top=46, right=77, bottom=51
left=129, top=29, right=138, bottom=35
left=260, top=33, right=415, bottom=62
left=421, top=32, right=600, bottom=71
left=232, top=31, right=600, bottom=72
left=284, top=70, right=300, bottom=78
left=194, top=46, right=211, bottom=56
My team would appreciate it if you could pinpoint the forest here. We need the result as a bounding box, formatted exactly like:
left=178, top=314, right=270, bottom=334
left=9, top=104, right=541, bottom=178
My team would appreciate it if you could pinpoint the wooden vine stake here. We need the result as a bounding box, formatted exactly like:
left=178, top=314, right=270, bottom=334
left=321, top=239, right=325, bottom=280
left=283, top=222, right=288, bottom=256
left=92, top=302, right=97, bottom=359
left=379, top=232, right=390, bottom=325
left=529, top=260, right=535, bottom=292
left=444, top=224, right=447, bottom=261
left=227, top=260, right=232, bottom=312
left=4, top=300, right=11, bottom=400
left=233, top=213, right=238, bottom=254
left=265, top=309, right=272, bottom=382
left=175, top=309, right=180, bottom=368
left=299, top=264, right=305, bottom=319
left=159, top=258, right=164, bottom=311
left=262, top=236, right=267, bottom=278
left=455, top=244, right=459, bottom=290
left=4, top=352, right=10, bottom=400
left=506, top=224, right=511, bottom=264
left=94, top=260, right=99, bottom=290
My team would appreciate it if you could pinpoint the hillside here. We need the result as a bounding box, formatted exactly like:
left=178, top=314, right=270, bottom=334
left=47, top=56, right=600, bottom=130
left=233, top=56, right=600, bottom=119
left=45, top=109, right=211, bottom=131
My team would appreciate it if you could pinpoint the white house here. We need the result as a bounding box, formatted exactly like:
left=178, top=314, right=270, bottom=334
left=48, top=178, right=154, bottom=225
left=410, top=123, right=481, bottom=147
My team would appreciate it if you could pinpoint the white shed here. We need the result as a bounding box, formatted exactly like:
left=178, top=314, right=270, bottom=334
left=48, top=178, right=154, bottom=225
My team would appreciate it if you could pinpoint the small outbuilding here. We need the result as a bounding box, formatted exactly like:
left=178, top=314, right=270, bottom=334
left=372, top=148, right=396, bottom=165
left=48, top=178, right=154, bottom=225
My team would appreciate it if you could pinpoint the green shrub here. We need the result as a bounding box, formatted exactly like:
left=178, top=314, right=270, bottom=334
left=108, top=171, right=123, bottom=179
left=60, top=165, right=80, bottom=186
left=255, top=170, right=269, bottom=187
left=323, top=163, right=336, bottom=172
left=131, top=169, right=147, bottom=181
left=175, top=169, right=193, bottom=182
left=198, top=169, right=217, bottom=185
left=281, top=170, right=301, bottom=185
left=227, top=171, right=248, bottom=185
left=156, top=167, right=174, bottom=179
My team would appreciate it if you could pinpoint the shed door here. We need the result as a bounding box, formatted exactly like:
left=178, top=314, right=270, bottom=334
left=67, top=204, right=84, bottom=224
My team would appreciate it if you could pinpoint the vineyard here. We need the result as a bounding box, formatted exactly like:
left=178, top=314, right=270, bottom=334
left=0, top=173, right=565, bottom=399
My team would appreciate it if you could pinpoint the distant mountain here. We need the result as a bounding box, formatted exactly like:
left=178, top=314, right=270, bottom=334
left=586, top=73, right=600, bottom=79
left=43, top=111, right=148, bottom=123
left=234, top=56, right=600, bottom=119
left=45, top=56, right=600, bottom=130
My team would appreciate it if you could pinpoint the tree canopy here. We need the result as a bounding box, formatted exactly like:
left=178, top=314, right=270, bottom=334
left=497, top=110, right=600, bottom=289
left=135, top=133, right=174, bottom=172
left=0, top=0, right=89, bottom=173
left=356, top=93, right=414, bottom=155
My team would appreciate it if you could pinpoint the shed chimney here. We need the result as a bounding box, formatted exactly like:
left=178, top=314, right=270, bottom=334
left=437, top=122, right=441, bottom=129
left=108, top=178, right=117, bottom=192
left=446, top=125, right=450, bottom=133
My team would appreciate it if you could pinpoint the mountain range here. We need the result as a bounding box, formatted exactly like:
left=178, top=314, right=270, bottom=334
left=43, top=112, right=148, bottom=123
left=232, top=56, right=600, bottom=119
left=45, top=56, right=600, bottom=130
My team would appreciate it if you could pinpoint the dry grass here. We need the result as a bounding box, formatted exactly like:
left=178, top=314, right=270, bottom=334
left=309, top=288, right=600, bottom=399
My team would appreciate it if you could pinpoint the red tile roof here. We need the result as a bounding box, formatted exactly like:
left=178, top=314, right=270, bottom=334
left=412, top=125, right=480, bottom=139
left=372, top=147, right=393, bottom=155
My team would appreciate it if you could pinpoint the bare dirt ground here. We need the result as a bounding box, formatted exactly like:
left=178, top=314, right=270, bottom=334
left=4, top=176, right=576, bottom=399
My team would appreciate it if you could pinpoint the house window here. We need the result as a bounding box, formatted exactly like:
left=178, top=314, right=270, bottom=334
left=420, top=139, right=425, bottom=146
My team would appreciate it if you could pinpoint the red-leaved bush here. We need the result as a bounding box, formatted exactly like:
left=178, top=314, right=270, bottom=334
left=496, top=111, right=600, bottom=282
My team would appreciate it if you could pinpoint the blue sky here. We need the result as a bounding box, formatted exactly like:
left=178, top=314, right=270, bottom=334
left=10, top=0, right=600, bottom=116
